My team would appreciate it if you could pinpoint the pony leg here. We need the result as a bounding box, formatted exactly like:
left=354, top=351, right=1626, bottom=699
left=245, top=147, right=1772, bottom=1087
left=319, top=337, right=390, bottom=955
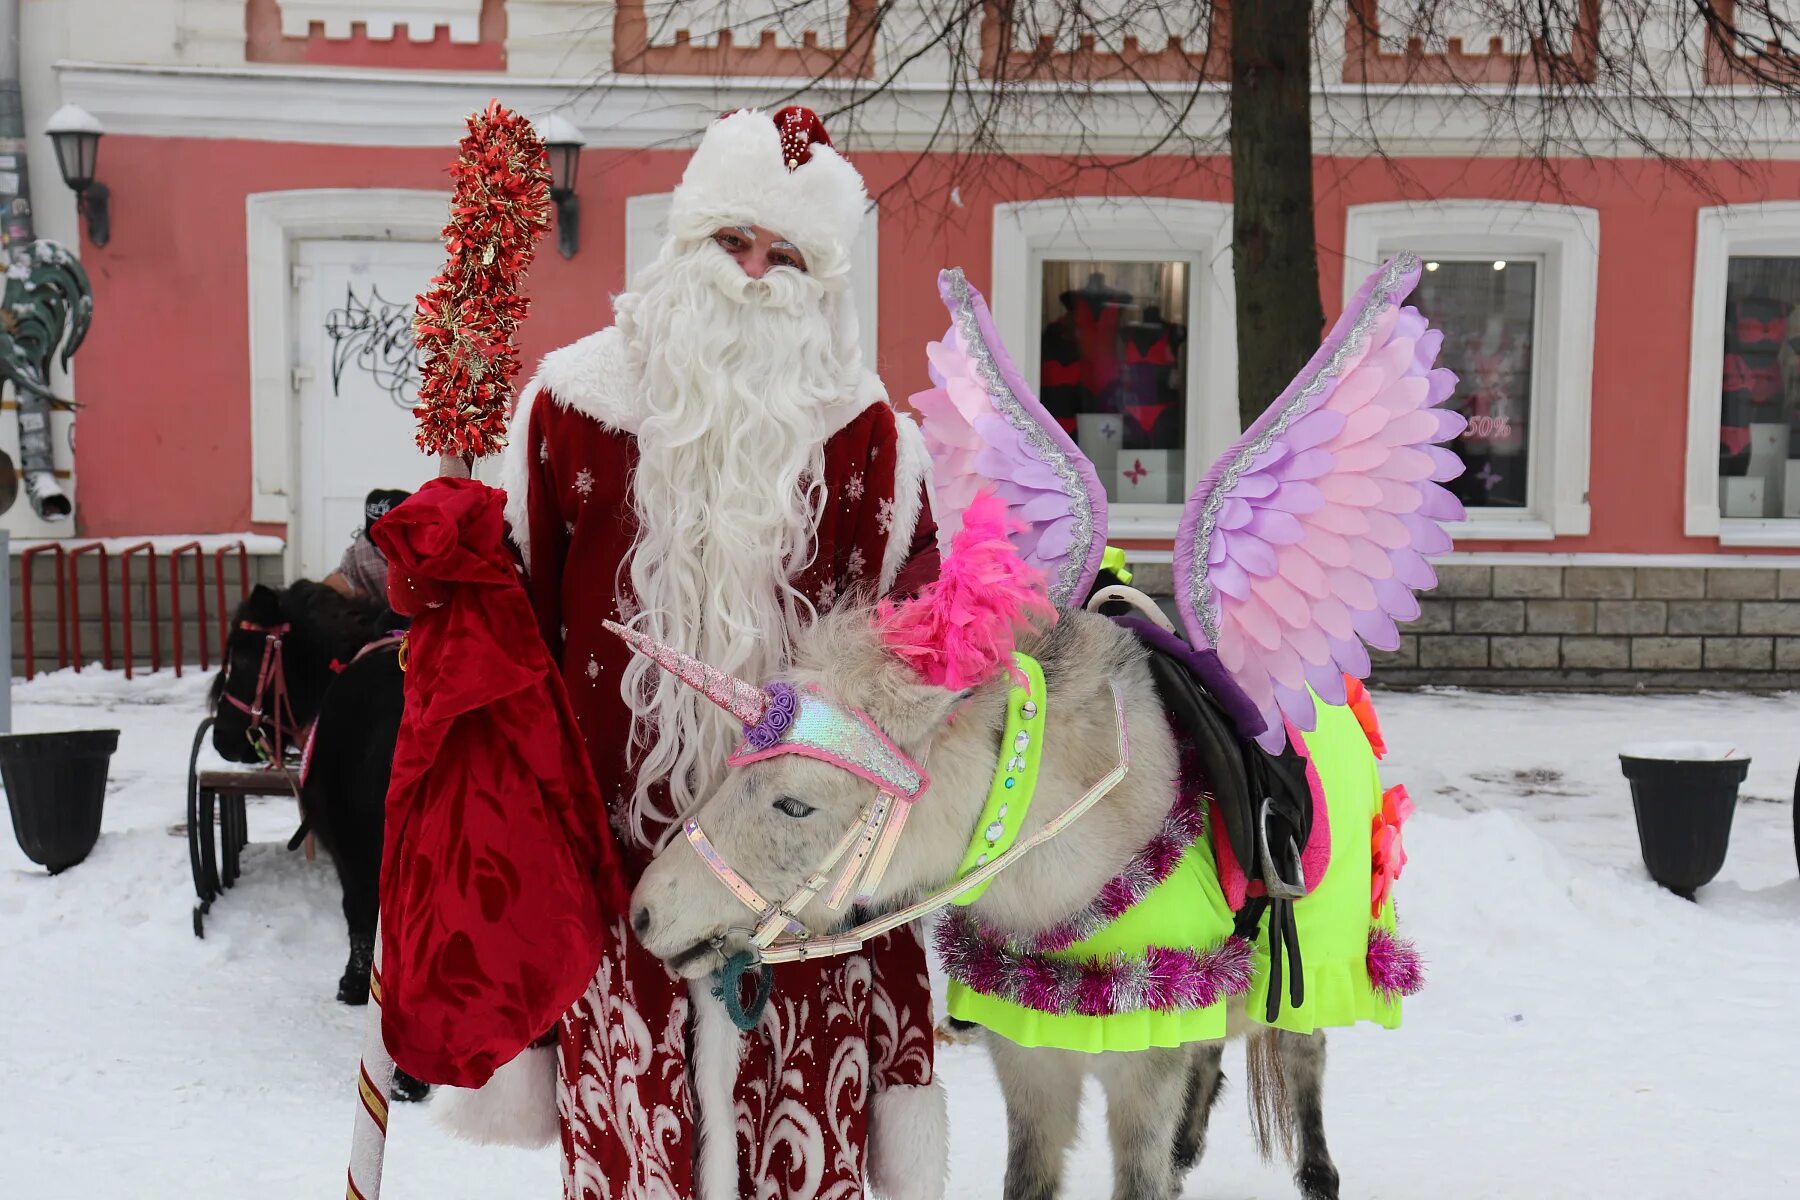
left=1170, top=1041, right=1226, bottom=1183
left=1096, top=1047, right=1189, bottom=1200
left=987, top=1037, right=1082, bottom=1200
left=336, top=848, right=379, bottom=1006
left=1277, top=1030, right=1339, bottom=1200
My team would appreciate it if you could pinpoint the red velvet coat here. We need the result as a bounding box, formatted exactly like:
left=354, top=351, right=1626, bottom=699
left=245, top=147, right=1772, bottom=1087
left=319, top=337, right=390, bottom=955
left=502, top=329, right=944, bottom=1200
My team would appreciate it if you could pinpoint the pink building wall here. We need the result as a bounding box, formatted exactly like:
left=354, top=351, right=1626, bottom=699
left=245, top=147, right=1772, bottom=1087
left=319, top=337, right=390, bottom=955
left=67, top=133, right=1800, bottom=558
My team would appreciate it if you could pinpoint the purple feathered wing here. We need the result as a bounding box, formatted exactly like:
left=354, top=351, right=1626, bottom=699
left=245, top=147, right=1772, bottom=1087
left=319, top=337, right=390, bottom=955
left=908, top=268, right=1109, bottom=611
left=1175, top=253, right=1467, bottom=752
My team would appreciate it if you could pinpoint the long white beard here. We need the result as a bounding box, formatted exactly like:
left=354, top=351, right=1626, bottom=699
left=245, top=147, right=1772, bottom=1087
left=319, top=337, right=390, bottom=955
left=616, top=242, right=864, bottom=847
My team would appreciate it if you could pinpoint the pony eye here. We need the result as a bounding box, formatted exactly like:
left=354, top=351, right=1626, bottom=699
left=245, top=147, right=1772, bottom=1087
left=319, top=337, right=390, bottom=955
left=773, top=796, right=816, bottom=819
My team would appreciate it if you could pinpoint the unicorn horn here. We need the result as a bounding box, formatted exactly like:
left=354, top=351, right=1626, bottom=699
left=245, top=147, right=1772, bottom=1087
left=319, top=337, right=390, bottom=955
left=602, top=620, right=769, bottom=726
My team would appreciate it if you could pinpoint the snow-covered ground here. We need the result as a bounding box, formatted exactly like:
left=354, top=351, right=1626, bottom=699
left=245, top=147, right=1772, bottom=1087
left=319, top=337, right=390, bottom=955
left=2, top=672, right=1797, bottom=1198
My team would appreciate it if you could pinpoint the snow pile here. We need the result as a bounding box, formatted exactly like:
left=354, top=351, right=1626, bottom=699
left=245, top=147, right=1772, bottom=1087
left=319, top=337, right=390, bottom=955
left=2, top=676, right=1797, bottom=1197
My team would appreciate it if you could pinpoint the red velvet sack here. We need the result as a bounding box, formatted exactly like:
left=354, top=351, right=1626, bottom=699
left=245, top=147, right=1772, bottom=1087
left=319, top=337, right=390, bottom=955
left=370, top=476, right=628, bottom=1088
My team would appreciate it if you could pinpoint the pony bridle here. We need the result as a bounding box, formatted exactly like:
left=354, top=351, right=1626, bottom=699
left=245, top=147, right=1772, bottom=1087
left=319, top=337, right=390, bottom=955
left=223, top=620, right=303, bottom=764
left=605, top=621, right=1132, bottom=965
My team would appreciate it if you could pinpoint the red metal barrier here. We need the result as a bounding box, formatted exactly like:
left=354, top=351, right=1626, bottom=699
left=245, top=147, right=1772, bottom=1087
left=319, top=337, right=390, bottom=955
left=166, top=542, right=209, bottom=676
left=118, top=542, right=160, bottom=680
left=19, top=543, right=68, bottom=681
left=68, top=542, right=113, bottom=672
left=214, top=541, right=249, bottom=658
left=19, top=539, right=261, bottom=681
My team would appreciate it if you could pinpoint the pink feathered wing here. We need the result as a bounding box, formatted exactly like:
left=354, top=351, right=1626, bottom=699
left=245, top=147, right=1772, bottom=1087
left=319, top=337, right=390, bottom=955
left=877, top=490, right=1054, bottom=690
left=909, top=269, right=1109, bottom=611
left=1175, top=254, right=1467, bottom=752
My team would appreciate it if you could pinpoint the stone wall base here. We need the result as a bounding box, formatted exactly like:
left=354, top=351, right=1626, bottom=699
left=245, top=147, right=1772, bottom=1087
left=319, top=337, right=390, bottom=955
left=1132, top=560, right=1800, bottom=691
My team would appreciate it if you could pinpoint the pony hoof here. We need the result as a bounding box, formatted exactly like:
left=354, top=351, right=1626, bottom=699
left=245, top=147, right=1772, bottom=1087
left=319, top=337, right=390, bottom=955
left=337, top=967, right=372, bottom=1005
left=1297, top=1162, right=1340, bottom=1200
left=391, top=1070, right=431, bottom=1104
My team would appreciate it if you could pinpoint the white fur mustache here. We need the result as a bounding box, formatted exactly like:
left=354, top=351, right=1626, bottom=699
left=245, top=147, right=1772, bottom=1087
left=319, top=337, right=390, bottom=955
left=693, top=241, right=828, bottom=315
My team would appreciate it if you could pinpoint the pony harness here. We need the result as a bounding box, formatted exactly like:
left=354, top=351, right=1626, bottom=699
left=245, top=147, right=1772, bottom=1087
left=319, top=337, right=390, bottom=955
left=677, top=658, right=1134, bottom=966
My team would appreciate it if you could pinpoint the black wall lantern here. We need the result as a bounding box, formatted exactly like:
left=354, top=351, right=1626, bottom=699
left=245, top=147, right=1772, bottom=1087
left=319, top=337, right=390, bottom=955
left=540, top=113, right=585, bottom=260
left=45, top=105, right=108, bottom=248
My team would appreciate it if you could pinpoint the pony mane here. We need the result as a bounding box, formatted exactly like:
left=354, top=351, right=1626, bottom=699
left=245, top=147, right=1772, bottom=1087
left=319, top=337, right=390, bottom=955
left=876, top=490, right=1054, bottom=689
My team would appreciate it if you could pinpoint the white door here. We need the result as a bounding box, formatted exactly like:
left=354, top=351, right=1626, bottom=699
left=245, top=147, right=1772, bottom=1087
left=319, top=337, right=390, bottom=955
left=292, top=238, right=441, bottom=579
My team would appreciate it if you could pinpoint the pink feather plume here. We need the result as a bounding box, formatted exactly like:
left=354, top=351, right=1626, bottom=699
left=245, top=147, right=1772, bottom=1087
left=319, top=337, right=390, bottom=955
left=876, top=490, right=1055, bottom=689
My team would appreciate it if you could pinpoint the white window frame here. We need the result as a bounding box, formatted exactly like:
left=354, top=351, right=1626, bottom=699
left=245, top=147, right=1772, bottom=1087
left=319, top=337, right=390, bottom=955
left=991, top=197, right=1237, bottom=540
left=1344, top=200, right=1597, bottom=541
left=624, top=192, right=880, bottom=374
left=1686, top=203, right=1800, bottom=548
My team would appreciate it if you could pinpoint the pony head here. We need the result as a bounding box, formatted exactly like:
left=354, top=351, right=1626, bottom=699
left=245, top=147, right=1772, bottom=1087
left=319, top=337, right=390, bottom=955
left=611, top=490, right=1052, bottom=975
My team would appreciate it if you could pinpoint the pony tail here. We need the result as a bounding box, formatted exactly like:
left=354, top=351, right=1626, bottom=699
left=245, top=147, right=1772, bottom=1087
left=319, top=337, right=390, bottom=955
left=875, top=490, right=1054, bottom=690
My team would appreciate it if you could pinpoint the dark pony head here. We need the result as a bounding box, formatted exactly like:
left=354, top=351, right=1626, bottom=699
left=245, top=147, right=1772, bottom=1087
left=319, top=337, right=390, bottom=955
left=210, top=581, right=385, bottom=764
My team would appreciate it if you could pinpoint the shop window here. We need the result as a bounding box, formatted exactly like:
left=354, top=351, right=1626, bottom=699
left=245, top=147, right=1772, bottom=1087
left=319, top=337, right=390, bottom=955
left=1038, top=259, right=1191, bottom=505
left=1344, top=201, right=1597, bottom=540
left=1409, top=257, right=1539, bottom=512
left=1686, top=204, right=1800, bottom=546
left=1716, top=257, right=1800, bottom=521
left=992, top=198, right=1237, bottom=537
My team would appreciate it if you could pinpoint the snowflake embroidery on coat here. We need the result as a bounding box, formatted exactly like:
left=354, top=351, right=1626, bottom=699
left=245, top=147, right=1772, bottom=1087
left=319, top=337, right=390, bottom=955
left=586, top=656, right=600, bottom=680
left=817, top=578, right=838, bottom=610
left=845, top=547, right=866, bottom=579
left=538, top=439, right=549, bottom=464
left=573, top=467, right=595, bottom=497
left=876, top=496, right=895, bottom=535
left=845, top=473, right=865, bottom=502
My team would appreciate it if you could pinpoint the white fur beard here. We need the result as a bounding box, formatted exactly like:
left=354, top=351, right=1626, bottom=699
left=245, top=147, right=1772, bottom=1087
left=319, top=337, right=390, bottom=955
left=614, top=244, right=862, bottom=849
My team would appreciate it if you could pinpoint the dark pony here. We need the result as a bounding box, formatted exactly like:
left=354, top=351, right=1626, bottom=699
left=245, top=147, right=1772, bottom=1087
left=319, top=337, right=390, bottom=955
left=211, top=582, right=424, bottom=1099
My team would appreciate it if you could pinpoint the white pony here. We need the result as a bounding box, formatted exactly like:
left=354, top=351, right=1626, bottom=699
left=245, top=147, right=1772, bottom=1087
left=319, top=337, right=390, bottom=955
left=625, top=256, right=1460, bottom=1200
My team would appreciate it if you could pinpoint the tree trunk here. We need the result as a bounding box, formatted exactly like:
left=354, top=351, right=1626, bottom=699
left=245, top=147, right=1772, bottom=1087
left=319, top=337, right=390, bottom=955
left=1229, top=0, right=1324, bottom=430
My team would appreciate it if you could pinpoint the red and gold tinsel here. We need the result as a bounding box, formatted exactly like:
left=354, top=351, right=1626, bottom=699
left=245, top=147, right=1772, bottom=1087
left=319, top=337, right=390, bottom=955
left=412, top=101, right=552, bottom=460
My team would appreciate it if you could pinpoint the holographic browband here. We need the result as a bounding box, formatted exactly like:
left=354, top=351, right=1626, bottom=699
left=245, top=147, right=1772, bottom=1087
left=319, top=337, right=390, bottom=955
left=727, top=684, right=928, bottom=801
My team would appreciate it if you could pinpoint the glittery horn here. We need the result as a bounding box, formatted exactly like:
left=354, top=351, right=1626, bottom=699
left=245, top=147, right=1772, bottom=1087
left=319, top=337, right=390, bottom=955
left=603, top=620, right=769, bottom=726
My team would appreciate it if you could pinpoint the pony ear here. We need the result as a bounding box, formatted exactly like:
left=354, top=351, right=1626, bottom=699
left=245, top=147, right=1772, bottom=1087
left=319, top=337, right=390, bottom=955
left=867, top=677, right=977, bottom=760
left=245, top=584, right=281, bottom=620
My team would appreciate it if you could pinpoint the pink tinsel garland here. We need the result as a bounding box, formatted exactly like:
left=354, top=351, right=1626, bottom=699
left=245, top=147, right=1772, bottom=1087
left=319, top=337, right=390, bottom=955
left=936, top=919, right=1255, bottom=1019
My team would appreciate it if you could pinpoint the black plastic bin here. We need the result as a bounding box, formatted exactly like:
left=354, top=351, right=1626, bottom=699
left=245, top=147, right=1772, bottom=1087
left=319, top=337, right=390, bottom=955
left=1, top=729, right=121, bottom=874
left=1619, top=742, right=1750, bottom=900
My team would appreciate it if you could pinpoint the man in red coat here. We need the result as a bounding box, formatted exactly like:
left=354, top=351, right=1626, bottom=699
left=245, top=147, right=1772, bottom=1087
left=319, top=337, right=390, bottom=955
left=434, top=107, right=947, bottom=1200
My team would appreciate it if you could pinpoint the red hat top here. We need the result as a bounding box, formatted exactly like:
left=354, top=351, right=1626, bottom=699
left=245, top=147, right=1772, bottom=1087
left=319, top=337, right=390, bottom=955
left=773, top=106, right=832, bottom=170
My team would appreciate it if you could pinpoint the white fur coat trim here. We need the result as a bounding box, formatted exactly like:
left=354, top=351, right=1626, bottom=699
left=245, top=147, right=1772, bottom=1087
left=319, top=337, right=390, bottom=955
left=689, top=982, right=745, bottom=1200
left=429, top=1042, right=560, bottom=1149
left=867, top=1079, right=950, bottom=1200
left=880, top=411, right=931, bottom=592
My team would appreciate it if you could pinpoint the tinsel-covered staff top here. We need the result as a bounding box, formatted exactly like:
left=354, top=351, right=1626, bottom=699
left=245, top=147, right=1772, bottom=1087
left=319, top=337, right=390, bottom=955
left=412, top=100, right=553, bottom=461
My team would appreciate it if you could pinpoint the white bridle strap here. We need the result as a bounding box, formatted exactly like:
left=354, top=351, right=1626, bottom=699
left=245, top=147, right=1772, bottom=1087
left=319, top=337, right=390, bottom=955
left=685, top=794, right=889, bottom=949
left=757, top=680, right=1132, bottom=965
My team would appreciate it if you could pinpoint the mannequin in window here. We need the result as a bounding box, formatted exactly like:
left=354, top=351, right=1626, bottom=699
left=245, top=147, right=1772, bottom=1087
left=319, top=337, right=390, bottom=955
left=1038, top=317, right=1084, bottom=434
left=1121, top=304, right=1185, bottom=449
left=1058, top=271, right=1130, bottom=399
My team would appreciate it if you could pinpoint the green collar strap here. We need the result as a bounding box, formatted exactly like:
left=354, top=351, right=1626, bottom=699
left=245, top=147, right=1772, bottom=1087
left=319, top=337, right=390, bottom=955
left=952, top=652, right=1046, bottom=905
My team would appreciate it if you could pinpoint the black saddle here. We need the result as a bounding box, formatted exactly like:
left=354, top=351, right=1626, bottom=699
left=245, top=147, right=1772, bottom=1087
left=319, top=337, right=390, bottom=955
left=1106, top=612, right=1316, bottom=1023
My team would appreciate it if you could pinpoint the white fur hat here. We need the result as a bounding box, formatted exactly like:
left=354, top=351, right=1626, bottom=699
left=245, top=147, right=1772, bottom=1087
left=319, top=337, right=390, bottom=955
left=665, top=107, right=868, bottom=275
